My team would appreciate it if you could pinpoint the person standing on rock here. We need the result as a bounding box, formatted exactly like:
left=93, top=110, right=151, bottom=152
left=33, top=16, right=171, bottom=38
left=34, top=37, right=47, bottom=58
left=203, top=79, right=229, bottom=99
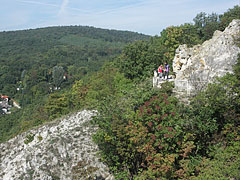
left=164, top=62, right=170, bottom=80
left=158, top=64, right=164, bottom=79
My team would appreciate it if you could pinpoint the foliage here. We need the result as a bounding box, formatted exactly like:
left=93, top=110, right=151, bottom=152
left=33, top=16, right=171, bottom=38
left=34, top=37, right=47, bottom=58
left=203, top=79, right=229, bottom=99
left=37, top=135, right=43, bottom=141
left=192, top=141, right=240, bottom=180
left=193, top=5, right=240, bottom=41
left=160, top=24, right=201, bottom=61
left=126, top=94, right=184, bottom=179
left=193, top=12, right=220, bottom=41
left=0, top=98, right=49, bottom=142
left=24, top=133, right=35, bottom=144
left=233, top=54, right=240, bottom=81
left=118, top=23, right=201, bottom=81
left=0, top=25, right=148, bottom=103
left=219, top=5, right=240, bottom=31
left=70, top=64, right=134, bottom=110
left=93, top=56, right=240, bottom=179
left=92, top=52, right=240, bottom=180
left=118, top=40, right=154, bottom=80
left=0, top=26, right=147, bottom=142
left=184, top=69, right=240, bottom=157
left=92, top=78, right=162, bottom=179
left=52, top=65, right=65, bottom=89
left=45, top=92, right=72, bottom=120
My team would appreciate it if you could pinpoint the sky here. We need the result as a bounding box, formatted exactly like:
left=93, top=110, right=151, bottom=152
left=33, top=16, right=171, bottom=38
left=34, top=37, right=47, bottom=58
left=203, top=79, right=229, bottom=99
left=0, top=0, right=239, bottom=35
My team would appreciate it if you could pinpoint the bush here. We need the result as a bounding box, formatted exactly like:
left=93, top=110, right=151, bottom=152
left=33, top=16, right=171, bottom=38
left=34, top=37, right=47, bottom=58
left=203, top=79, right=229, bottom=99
left=24, top=133, right=35, bottom=144
left=192, top=141, right=240, bottom=180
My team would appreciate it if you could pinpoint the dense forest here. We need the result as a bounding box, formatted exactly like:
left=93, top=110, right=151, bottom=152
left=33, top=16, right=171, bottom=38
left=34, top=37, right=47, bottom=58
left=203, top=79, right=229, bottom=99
left=0, top=25, right=149, bottom=98
left=1, top=5, right=240, bottom=180
left=0, top=26, right=148, bottom=139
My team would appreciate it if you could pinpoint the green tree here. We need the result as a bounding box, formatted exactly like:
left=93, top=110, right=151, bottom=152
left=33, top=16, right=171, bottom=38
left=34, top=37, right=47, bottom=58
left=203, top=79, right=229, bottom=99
left=126, top=94, right=192, bottom=179
left=118, top=40, right=155, bottom=80
left=219, top=5, right=240, bottom=31
left=45, top=93, right=71, bottom=119
left=192, top=141, right=240, bottom=180
left=193, top=12, right=220, bottom=41
left=52, top=65, right=64, bottom=89
left=193, top=12, right=207, bottom=28
left=160, top=25, right=201, bottom=63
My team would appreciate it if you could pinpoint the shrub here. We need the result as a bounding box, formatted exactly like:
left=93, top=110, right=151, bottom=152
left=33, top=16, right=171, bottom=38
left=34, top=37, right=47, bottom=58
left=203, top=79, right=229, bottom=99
left=24, top=133, right=35, bottom=144
left=126, top=94, right=192, bottom=179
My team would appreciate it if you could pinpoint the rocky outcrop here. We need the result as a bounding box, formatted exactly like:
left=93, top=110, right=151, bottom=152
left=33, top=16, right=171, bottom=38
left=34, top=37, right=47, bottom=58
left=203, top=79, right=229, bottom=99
left=173, top=19, right=240, bottom=95
left=0, top=110, right=114, bottom=180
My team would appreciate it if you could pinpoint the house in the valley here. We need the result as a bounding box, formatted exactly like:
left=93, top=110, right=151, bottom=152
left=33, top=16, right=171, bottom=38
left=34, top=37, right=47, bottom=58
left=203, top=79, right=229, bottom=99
left=0, top=95, right=12, bottom=114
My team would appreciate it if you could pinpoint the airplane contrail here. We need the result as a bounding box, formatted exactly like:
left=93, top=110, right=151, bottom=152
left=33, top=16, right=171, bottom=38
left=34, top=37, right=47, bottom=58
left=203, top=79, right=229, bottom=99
left=16, top=0, right=90, bottom=14
left=16, top=0, right=59, bottom=8
left=15, top=0, right=161, bottom=17
left=59, top=0, right=69, bottom=15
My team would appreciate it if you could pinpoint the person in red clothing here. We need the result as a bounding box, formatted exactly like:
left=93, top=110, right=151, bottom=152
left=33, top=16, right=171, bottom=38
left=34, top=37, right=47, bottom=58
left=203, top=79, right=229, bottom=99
left=158, top=64, right=164, bottom=79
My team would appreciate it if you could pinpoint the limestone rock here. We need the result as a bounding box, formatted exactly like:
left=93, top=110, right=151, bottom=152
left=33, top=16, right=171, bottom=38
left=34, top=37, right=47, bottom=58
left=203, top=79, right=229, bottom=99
left=173, top=19, right=240, bottom=94
left=0, top=110, right=114, bottom=180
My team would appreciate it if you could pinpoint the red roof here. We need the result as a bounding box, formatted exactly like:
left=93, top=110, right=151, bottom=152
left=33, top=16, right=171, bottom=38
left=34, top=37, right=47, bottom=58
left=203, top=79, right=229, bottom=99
left=1, top=95, right=9, bottom=99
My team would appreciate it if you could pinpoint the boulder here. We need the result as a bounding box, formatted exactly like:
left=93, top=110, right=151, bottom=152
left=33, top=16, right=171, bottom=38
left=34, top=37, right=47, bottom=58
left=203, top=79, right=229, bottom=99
left=0, top=110, right=114, bottom=180
left=173, top=19, right=240, bottom=95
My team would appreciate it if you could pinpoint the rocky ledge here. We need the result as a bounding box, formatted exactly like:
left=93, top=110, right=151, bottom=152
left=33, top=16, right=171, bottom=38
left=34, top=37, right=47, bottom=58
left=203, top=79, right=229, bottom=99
left=172, top=19, right=240, bottom=95
left=0, top=110, right=114, bottom=180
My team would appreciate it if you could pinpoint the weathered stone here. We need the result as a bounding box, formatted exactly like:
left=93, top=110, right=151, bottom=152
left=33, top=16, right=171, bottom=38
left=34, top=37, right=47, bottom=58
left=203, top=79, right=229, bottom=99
left=173, top=19, right=240, bottom=95
left=0, top=110, right=114, bottom=180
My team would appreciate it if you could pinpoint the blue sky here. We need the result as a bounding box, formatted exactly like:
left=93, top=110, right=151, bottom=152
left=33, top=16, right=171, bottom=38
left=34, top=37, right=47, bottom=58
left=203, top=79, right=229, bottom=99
left=0, top=0, right=239, bottom=35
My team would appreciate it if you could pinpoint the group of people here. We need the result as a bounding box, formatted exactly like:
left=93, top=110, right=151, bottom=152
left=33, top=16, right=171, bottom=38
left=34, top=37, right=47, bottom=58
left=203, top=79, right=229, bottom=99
left=158, top=62, right=170, bottom=80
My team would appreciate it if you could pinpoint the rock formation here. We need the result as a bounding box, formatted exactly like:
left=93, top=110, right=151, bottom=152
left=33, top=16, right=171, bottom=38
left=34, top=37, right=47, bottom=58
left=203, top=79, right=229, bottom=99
left=0, top=110, right=114, bottom=180
left=172, top=19, right=240, bottom=95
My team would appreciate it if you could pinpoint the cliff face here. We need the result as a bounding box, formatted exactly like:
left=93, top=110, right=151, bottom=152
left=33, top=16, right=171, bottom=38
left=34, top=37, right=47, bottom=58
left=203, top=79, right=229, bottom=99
left=0, top=110, right=114, bottom=180
left=173, top=19, right=240, bottom=94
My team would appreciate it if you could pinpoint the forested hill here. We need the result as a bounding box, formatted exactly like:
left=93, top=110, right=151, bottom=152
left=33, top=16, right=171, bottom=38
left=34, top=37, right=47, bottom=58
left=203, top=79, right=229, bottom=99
left=0, top=26, right=149, bottom=98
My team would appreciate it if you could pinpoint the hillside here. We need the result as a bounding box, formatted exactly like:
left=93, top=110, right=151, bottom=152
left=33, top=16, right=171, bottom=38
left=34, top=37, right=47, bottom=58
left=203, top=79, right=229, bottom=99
left=0, top=26, right=149, bottom=142
left=0, top=25, right=149, bottom=98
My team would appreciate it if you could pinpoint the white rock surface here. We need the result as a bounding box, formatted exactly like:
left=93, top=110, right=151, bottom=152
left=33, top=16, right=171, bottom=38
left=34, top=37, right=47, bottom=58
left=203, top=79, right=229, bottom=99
left=0, top=110, right=114, bottom=180
left=172, top=19, right=240, bottom=95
